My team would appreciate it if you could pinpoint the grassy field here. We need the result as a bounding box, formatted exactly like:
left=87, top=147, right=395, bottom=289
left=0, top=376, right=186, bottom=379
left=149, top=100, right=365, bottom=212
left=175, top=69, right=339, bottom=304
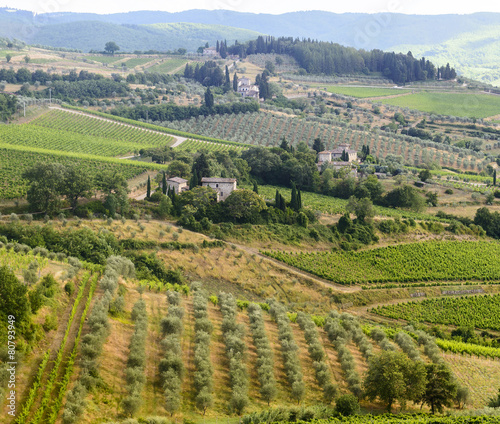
left=123, top=57, right=154, bottom=68
left=84, top=55, right=123, bottom=65
left=146, top=58, right=189, bottom=74
left=326, top=86, right=412, bottom=98
left=380, top=91, right=500, bottom=118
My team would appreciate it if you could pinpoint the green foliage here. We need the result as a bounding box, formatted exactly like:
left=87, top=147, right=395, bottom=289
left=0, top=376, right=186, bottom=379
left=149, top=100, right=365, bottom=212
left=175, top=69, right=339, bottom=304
left=122, top=299, right=148, bottom=417
left=193, top=289, right=214, bottom=415
left=270, top=302, right=305, bottom=404
left=248, top=303, right=277, bottom=405
left=334, top=394, right=360, bottom=416
left=265, top=241, right=500, bottom=285
left=364, top=350, right=426, bottom=412
left=421, top=363, right=458, bottom=414
left=374, top=294, right=500, bottom=331
left=296, top=312, right=337, bottom=403
left=219, top=292, right=249, bottom=414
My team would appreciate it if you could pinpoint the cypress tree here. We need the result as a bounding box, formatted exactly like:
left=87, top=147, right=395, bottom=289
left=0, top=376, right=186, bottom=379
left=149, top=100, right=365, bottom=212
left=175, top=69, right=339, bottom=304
left=275, top=189, right=280, bottom=207
left=494, top=170, right=497, bottom=186
left=162, top=171, right=167, bottom=195
left=253, top=181, right=259, bottom=194
left=297, top=189, right=302, bottom=210
left=233, top=72, right=238, bottom=92
left=290, top=182, right=298, bottom=211
left=279, top=194, right=286, bottom=212
left=190, top=170, right=199, bottom=189
left=146, top=175, right=151, bottom=199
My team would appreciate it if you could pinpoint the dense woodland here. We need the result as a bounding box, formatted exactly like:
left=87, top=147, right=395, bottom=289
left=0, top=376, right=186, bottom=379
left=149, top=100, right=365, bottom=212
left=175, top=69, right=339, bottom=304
left=225, top=36, right=457, bottom=84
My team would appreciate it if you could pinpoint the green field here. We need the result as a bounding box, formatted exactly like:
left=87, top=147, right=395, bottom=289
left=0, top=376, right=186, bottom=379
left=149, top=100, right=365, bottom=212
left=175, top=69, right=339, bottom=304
left=84, top=55, right=122, bottom=65
left=380, top=91, right=500, bottom=118
left=264, top=241, right=500, bottom=285
left=122, top=57, right=154, bottom=68
left=28, top=58, right=60, bottom=64
left=372, top=294, right=500, bottom=331
left=146, top=58, right=188, bottom=74
left=326, top=86, right=411, bottom=98
left=254, top=184, right=442, bottom=221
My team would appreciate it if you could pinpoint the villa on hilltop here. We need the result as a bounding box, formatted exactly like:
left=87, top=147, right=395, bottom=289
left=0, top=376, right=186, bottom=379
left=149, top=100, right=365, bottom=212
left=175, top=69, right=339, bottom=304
left=201, top=177, right=237, bottom=202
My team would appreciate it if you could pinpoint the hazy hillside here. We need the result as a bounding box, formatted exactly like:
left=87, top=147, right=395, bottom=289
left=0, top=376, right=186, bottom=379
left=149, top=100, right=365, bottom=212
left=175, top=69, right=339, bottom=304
left=389, top=25, right=500, bottom=87
left=1, top=8, right=500, bottom=84
left=17, top=8, right=500, bottom=50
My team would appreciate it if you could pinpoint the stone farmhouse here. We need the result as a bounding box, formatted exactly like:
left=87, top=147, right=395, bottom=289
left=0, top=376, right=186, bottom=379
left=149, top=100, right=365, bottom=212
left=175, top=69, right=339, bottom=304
left=202, top=47, right=219, bottom=57
left=166, top=177, right=189, bottom=194
left=318, top=143, right=358, bottom=164
left=201, top=177, right=237, bottom=202
left=237, top=77, right=260, bottom=99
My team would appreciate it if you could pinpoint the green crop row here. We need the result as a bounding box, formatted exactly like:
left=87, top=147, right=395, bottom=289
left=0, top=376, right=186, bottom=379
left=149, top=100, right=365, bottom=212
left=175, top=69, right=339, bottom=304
left=25, top=272, right=91, bottom=424
left=45, top=272, right=100, bottom=424
left=373, top=294, right=500, bottom=331
left=264, top=241, right=500, bottom=285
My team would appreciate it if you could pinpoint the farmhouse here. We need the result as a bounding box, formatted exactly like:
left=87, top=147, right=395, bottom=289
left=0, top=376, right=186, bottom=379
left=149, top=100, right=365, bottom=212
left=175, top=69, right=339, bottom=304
left=166, top=177, right=189, bottom=194
left=201, top=177, right=237, bottom=202
left=203, top=47, right=219, bottom=57
left=318, top=143, right=358, bottom=164
left=237, top=76, right=260, bottom=99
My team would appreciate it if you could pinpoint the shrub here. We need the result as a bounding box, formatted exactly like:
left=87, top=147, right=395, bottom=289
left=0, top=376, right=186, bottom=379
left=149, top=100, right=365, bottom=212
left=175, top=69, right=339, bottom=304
left=335, top=393, right=360, bottom=416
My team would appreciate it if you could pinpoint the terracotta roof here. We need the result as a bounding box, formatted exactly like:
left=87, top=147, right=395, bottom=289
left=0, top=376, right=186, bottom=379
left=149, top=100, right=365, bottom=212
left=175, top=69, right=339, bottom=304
left=167, top=177, right=188, bottom=184
left=201, top=177, right=237, bottom=183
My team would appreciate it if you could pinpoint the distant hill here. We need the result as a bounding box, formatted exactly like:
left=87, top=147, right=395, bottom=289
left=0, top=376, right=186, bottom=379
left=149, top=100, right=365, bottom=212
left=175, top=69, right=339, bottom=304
left=388, top=25, right=500, bottom=87
left=1, top=8, right=500, bottom=85
left=21, top=21, right=261, bottom=52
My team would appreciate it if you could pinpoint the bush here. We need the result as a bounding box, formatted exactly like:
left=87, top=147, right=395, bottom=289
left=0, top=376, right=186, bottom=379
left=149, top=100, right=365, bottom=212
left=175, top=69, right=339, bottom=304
left=335, top=393, right=360, bottom=416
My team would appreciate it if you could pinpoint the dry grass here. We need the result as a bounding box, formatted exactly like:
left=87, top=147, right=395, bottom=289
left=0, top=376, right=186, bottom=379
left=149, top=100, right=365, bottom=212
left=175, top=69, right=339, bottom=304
left=443, top=353, right=500, bottom=408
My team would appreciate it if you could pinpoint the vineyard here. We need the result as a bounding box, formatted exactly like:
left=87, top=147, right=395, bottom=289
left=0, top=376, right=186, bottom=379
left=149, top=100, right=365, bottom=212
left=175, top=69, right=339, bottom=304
left=0, top=145, right=163, bottom=199
left=176, top=139, right=246, bottom=153
left=263, top=241, right=500, bottom=285
left=0, top=125, right=170, bottom=158
left=372, top=294, right=500, bottom=331
left=165, top=112, right=483, bottom=171
left=0, top=247, right=49, bottom=273
left=29, top=109, right=175, bottom=148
